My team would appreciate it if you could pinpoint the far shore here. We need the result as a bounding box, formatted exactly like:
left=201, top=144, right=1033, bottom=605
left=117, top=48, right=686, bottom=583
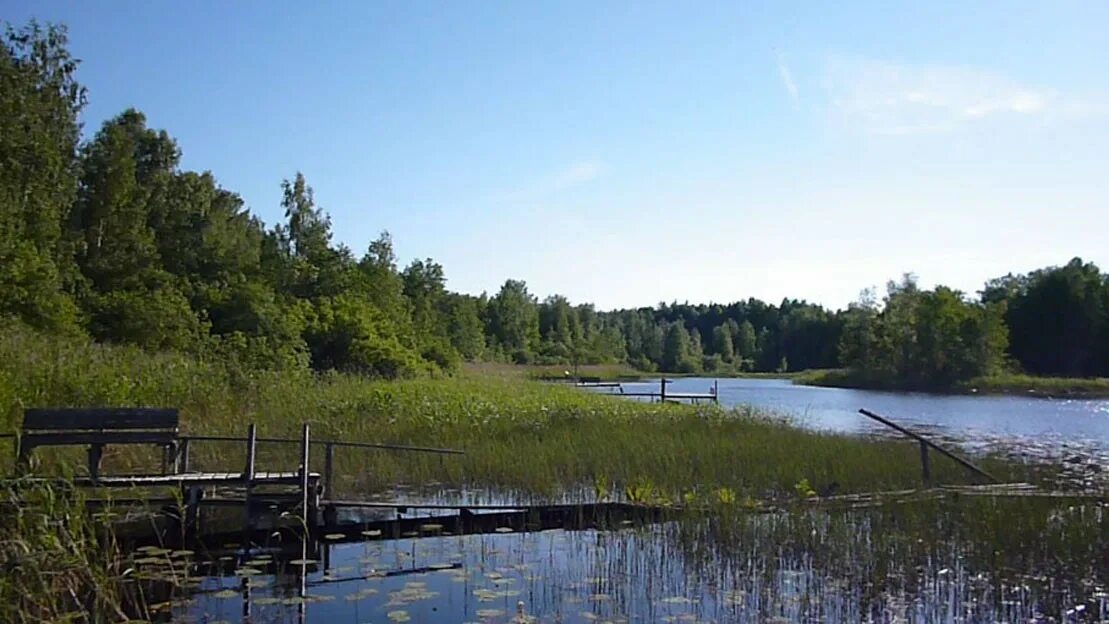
left=792, top=369, right=1109, bottom=400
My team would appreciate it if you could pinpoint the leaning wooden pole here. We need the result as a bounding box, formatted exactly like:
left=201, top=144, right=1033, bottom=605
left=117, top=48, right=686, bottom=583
left=858, top=409, right=999, bottom=484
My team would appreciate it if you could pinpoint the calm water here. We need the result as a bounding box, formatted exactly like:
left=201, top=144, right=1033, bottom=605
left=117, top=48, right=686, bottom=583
left=175, top=500, right=1106, bottom=623
left=163, top=380, right=1109, bottom=623
left=607, top=378, right=1109, bottom=465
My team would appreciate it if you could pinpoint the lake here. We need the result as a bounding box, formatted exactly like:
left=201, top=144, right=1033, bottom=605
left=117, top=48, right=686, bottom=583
left=175, top=497, right=1105, bottom=623
left=602, top=377, right=1109, bottom=468
left=164, top=377, right=1109, bottom=623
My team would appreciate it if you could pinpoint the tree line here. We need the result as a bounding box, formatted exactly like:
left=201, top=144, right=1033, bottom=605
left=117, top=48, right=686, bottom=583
left=3, top=23, right=1108, bottom=386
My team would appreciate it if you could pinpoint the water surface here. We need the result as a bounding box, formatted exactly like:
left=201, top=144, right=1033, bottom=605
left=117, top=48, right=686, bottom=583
left=608, top=378, right=1109, bottom=466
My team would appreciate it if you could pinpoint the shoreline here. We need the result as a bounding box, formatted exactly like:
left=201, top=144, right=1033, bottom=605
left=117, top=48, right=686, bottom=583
left=792, top=369, right=1109, bottom=400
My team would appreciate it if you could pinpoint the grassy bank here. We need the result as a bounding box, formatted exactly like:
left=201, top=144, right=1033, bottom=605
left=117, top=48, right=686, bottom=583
left=794, top=368, right=1109, bottom=398
left=1, top=324, right=1035, bottom=500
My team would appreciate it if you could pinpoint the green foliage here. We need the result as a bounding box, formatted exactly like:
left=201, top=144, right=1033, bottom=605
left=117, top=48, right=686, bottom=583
left=662, top=322, right=700, bottom=373
left=836, top=277, right=1009, bottom=389
left=305, top=295, right=427, bottom=377
left=485, top=279, right=540, bottom=358
left=0, top=21, right=84, bottom=332
left=710, top=324, right=735, bottom=362
left=988, top=258, right=1109, bottom=377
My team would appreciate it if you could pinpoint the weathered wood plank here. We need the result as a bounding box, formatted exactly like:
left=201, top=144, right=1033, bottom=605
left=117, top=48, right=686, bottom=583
left=20, top=431, right=178, bottom=447
left=22, top=408, right=178, bottom=431
left=16, top=471, right=321, bottom=488
left=181, top=434, right=464, bottom=455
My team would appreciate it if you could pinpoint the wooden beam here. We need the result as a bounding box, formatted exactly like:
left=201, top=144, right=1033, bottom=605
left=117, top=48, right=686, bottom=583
left=22, top=408, right=178, bottom=431
left=858, top=408, right=999, bottom=483
left=180, top=435, right=463, bottom=455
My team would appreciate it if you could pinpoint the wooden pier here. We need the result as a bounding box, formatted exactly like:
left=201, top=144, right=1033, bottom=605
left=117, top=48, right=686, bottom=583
left=581, top=377, right=720, bottom=404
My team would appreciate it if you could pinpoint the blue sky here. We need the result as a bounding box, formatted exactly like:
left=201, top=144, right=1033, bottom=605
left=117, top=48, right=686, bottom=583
left=6, top=1, right=1108, bottom=310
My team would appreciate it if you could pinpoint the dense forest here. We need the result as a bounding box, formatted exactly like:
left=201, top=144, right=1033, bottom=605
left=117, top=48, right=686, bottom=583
left=3, top=23, right=1109, bottom=387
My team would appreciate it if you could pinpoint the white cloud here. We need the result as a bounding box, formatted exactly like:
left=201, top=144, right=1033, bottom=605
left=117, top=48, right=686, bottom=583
left=490, top=160, right=605, bottom=204
left=551, top=161, right=604, bottom=188
left=824, top=58, right=1091, bottom=134
left=776, top=53, right=799, bottom=108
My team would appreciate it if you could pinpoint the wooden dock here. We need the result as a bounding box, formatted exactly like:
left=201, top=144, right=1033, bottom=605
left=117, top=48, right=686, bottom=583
left=4, top=405, right=1103, bottom=554
left=597, top=377, right=720, bottom=404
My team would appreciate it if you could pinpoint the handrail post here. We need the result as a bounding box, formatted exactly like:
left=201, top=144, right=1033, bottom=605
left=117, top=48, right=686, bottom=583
left=660, top=377, right=666, bottom=403
left=243, top=423, right=257, bottom=534
left=299, top=424, right=311, bottom=526
left=244, top=424, right=257, bottom=481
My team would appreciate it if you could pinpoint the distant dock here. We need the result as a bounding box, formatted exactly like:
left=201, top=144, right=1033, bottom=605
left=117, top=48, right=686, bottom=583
left=574, top=377, right=719, bottom=404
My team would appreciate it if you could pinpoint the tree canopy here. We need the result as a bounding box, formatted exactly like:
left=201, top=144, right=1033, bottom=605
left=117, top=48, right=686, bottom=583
left=2, top=21, right=1107, bottom=384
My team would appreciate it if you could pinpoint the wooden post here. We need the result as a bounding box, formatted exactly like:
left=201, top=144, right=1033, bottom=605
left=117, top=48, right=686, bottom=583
left=713, top=379, right=719, bottom=404
left=15, top=438, right=30, bottom=476
left=178, top=438, right=191, bottom=474
left=244, top=424, right=257, bottom=480
left=183, top=485, right=202, bottom=540
left=660, top=377, right=666, bottom=403
left=161, top=442, right=174, bottom=475
left=88, top=443, right=104, bottom=482
left=243, top=424, right=257, bottom=534
left=920, top=441, right=932, bottom=487
left=299, top=423, right=311, bottom=526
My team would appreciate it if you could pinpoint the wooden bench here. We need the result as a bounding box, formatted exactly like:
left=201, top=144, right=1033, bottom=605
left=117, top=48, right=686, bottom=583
left=17, top=408, right=180, bottom=481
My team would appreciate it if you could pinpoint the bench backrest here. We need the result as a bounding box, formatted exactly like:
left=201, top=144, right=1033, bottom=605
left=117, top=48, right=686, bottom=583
left=19, top=408, right=179, bottom=452
left=17, top=408, right=181, bottom=477
left=23, top=408, right=179, bottom=433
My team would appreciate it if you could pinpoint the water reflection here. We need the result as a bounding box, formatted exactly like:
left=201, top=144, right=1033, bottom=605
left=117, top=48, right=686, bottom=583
left=171, top=498, right=1106, bottom=623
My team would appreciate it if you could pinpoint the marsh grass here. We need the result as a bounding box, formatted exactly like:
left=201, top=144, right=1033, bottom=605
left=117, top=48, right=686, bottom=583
left=966, top=372, right=1109, bottom=397
left=0, top=481, right=130, bottom=621
left=1, top=324, right=1034, bottom=501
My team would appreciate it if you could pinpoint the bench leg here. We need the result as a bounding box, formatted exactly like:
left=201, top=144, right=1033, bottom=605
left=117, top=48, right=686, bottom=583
left=161, top=442, right=177, bottom=476
left=87, top=444, right=103, bottom=482
left=15, top=441, right=33, bottom=476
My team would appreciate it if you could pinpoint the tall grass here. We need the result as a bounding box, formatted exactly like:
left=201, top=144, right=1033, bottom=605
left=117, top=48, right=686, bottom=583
left=0, top=481, right=129, bottom=621
left=0, top=323, right=1032, bottom=501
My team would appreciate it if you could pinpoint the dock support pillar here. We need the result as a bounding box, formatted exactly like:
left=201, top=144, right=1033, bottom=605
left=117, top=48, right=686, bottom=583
left=183, top=485, right=203, bottom=541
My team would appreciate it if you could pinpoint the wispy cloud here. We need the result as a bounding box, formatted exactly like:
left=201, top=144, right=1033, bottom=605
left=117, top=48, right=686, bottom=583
left=551, top=161, right=604, bottom=188
left=776, top=53, right=799, bottom=108
left=490, top=160, right=605, bottom=203
left=824, top=58, right=1099, bottom=134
